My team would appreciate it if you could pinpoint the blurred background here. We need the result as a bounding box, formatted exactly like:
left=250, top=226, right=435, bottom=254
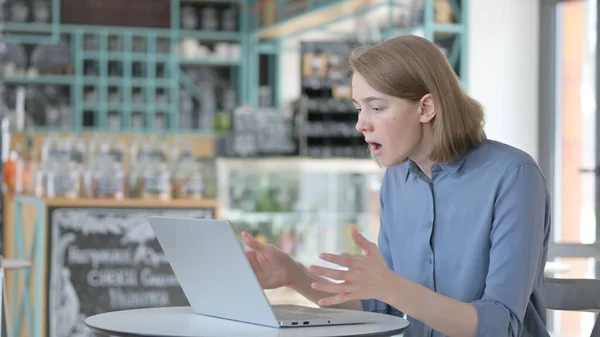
left=0, top=0, right=595, bottom=336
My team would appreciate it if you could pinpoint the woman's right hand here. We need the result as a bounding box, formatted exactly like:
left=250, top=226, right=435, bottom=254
left=241, top=231, right=298, bottom=290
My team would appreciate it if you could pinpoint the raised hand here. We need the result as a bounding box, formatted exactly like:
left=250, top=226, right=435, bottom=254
left=308, top=226, right=398, bottom=307
left=241, top=231, right=298, bottom=290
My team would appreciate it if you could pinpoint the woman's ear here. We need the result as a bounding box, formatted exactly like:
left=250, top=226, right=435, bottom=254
left=418, top=94, right=436, bottom=123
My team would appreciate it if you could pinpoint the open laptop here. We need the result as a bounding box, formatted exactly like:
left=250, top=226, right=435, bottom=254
left=147, top=216, right=377, bottom=328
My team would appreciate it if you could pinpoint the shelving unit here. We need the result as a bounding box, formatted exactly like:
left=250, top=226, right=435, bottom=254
left=252, top=0, right=469, bottom=110
left=2, top=0, right=242, bottom=134
left=295, top=40, right=365, bottom=158
left=1, top=0, right=468, bottom=137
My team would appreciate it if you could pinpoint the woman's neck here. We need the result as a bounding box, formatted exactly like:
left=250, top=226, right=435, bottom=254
left=410, top=125, right=435, bottom=178
left=412, top=155, right=434, bottom=179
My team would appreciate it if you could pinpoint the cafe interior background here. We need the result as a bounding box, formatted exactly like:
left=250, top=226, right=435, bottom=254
left=0, top=0, right=596, bottom=336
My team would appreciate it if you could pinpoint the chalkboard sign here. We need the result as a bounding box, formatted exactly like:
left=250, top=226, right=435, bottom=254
left=47, top=207, right=215, bottom=337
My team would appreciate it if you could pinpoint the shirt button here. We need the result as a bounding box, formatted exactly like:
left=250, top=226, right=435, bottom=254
left=427, top=258, right=433, bottom=265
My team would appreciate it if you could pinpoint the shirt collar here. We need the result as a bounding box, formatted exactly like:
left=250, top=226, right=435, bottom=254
left=404, top=140, right=483, bottom=182
left=438, top=151, right=469, bottom=175
left=404, top=160, right=420, bottom=182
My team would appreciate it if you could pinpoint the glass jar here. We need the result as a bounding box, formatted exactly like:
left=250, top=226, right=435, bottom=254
left=92, top=160, right=126, bottom=200
left=45, top=160, right=81, bottom=199
left=41, top=134, right=60, bottom=163
left=197, top=158, right=216, bottom=199
left=63, top=135, right=87, bottom=165
left=89, top=135, right=125, bottom=165
left=131, top=136, right=168, bottom=165
left=109, top=138, right=126, bottom=164
left=173, top=159, right=204, bottom=200
left=34, top=162, right=47, bottom=198
left=170, top=138, right=193, bottom=163
left=128, top=162, right=143, bottom=199
left=139, top=162, right=172, bottom=200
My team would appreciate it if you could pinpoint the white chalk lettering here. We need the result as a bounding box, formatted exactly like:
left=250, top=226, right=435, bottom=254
left=109, top=288, right=170, bottom=309
left=68, top=246, right=133, bottom=268
left=132, top=245, right=169, bottom=268
left=140, top=268, right=180, bottom=287
left=87, top=268, right=138, bottom=287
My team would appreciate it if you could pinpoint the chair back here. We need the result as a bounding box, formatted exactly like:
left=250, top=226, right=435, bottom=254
left=545, top=277, right=600, bottom=337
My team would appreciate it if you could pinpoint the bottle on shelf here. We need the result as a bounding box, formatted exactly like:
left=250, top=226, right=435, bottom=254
left=2, top=150, right=17, bottom=193
left=45, top=157, right=81, bottom=199
left=90, top=158, right=126, bottom=200
left=173, top=158, right=204, bottom=200
left=139, top=160, right=172, bottom=201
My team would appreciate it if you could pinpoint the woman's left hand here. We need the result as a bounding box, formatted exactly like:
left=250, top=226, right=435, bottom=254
left=308, top=226, right=399, bottom=307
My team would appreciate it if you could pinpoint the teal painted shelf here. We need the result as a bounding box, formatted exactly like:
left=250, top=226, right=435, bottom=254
left=81, top=52, right=172, bottom=62
left=29, top=126, right=216, bottom=136
left=179, top=30, right=240, bottom=41
left=179, top=58, right=240, bottom=66
left=5, top=75, right=74, bottom=85
left=80, top=77, right=173, bottom=87
left=82, top=103, right=173, bottom=112
left=5, top=23, right=228, bottom=39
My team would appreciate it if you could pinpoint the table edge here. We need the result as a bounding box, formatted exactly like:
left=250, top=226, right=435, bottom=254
left=85, top=311, right=409, bottom=337
left=85, top=324, right=151, bottom=337
left=86, top=323, right=407, bottom=337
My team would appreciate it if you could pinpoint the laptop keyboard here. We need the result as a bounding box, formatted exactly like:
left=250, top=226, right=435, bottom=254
left=274, top=308, right=331, bottom=321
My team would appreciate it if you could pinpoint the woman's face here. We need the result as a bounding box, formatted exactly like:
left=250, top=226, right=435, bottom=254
left=353, top=73, right=434, bottom=167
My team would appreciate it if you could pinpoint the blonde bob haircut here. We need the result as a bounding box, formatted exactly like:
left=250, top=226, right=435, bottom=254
left=349, top=35, right=485, bottom=164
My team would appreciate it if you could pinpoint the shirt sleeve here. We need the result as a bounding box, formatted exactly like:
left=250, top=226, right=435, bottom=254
left=471, top=162, right=550, bottom=337
left=362, top=170, right=395, bottom=314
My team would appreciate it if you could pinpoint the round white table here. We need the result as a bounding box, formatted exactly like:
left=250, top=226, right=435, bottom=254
left=85, top=306, right=409, bottom=337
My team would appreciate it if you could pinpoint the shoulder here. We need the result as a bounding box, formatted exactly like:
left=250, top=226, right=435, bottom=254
left=468, top=139, right=546, bottom=183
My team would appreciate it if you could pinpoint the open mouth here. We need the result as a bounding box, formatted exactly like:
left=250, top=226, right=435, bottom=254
left=368, top=142, right=382, bottom=151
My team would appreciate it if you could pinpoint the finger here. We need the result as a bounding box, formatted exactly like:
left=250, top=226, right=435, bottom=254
left=320, top=253, right=355, bottom=268
left=311, top=280, right=357, bottom=294
left=351, top=227, right=377, bottom=256
left=318, top=293, right=357, bottom=307
left=308, top=265, right=351, bottom=281
left=245, top=250, right=259, bottom=265
left=241, top=231, right=266, bottom=252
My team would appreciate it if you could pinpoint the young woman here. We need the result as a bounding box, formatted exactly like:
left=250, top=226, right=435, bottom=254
left=242, top=35, right=551, bottom=337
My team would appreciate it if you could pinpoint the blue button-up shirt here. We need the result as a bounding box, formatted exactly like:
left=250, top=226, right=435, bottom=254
left=362, top=139, right=551, bottom=337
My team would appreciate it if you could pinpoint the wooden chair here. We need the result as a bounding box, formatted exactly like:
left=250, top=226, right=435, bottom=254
left=545, top=277, right=600, bottom=337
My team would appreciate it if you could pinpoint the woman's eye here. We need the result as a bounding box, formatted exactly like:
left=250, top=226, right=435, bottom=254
left=372, top=107, right=381, bottom=112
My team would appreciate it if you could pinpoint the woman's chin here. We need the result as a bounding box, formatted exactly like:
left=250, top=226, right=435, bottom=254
left=369, top=150, right=406, bottom=168
left=378, top=155, right=408, bottom=168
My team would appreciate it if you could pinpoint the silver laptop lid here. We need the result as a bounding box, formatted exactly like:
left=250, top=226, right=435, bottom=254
left=147, top=216, right=279, bottom=327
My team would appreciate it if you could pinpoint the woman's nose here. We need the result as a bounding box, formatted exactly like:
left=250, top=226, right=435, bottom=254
left=356, top=115, right=373, bottom=132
